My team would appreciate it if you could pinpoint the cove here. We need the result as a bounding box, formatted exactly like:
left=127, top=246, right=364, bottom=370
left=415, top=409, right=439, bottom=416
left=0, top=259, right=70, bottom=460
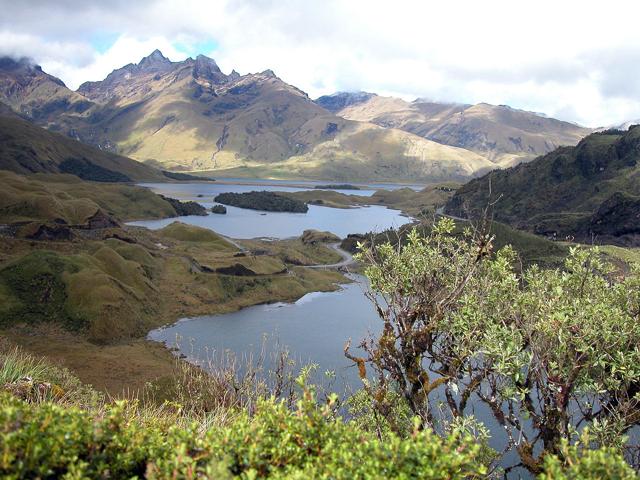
left=149, top=274, right=378, bottom=391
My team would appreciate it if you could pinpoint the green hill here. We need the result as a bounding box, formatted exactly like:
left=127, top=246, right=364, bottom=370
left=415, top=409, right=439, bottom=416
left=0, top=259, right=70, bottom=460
left=445, top=126, right=640, bottom=245
left=0, top=113, right=165, bottom=182
left=0, top=170, right=176, bottom=225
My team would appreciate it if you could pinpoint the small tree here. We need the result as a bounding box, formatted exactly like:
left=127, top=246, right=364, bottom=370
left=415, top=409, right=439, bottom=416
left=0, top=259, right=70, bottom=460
left=349, top=219, right=640, bottom=474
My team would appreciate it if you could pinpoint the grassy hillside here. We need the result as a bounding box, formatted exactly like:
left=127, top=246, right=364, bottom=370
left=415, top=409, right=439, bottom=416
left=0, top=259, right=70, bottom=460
left=0, top=171, right=349, bottom=391
left=445, top=127, right=640, bottom=245
left=0, top=170, right=176, bottom=224
left=334, top=94, right=590, bottom=166
left=0, top=113, right=166, bottom=181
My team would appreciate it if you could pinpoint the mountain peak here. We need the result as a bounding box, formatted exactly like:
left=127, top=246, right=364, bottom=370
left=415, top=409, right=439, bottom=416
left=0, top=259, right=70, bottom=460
left=0, top=56, right=66, bottom=87
left=194, top=54, right=221, bottom=72
left=139, top=49, right=170, bottom=68
left=192, top=53, right=227, bottom=84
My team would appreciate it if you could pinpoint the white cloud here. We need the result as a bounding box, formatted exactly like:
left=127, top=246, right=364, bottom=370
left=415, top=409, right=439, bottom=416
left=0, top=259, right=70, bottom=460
left=44, top=36, right=191, bottom=89
left=1, top=0, right=640, bottom=126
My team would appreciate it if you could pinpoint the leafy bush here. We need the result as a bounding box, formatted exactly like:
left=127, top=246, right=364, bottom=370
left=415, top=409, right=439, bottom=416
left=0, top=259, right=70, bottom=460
left=353, top=218, right=640, bottom=474
left=0, top=392, right=488, bottom=479
left=0, top=344, right=636, bottom=479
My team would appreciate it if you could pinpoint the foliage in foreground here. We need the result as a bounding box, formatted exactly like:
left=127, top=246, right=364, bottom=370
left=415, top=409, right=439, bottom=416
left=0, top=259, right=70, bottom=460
left=351, top=218, right=640, bottom=475
left=1, top=345, right=637, bottom=479
left=0, top=392, right=488, bottom=480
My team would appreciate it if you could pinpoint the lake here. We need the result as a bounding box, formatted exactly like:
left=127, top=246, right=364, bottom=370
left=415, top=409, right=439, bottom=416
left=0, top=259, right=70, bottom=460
left=148, top=272, right=518, bottom=471
left=129, top=182, right=411, bottom=239
left=140, top=180, right=523, bottom=475
left=149, top=274, right=378, bottom=391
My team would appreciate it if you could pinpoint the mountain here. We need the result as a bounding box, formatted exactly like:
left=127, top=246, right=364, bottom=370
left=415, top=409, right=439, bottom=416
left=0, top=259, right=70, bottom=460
left=444, top=126, right=640, bottom=246
left=315, top=91, right=376, bottom=113
left=322, top=93, right=591, bottom=166
left=608, top=119, right=640, bottom=131
left=0, top=51, right=587, bottom=182
left=0, top=57, right=92, bottom=126
left=0, top=52, right=496, bottom=182
left=0, top=111, right=166, bottom=182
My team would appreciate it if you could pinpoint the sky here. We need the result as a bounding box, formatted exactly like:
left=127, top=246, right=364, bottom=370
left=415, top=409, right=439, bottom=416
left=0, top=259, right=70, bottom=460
left=1, top=0, right=639, bottom=127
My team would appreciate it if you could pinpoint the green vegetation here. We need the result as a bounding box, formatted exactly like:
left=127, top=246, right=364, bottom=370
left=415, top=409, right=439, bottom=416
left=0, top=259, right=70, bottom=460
left=0, top=341, right=635, bottom=479
left=352, top=218, right=640, bottom=475
left=0, top=393, right=488, bottom=479
left=215, top=191, right=309, bottom=213
left=0, top=170, right=176, bottom=224
left=0, top=246, right=159, bottom=343
left=446, top=127, right=640, bottom=245
left=0, top=114, right=164, bottom=181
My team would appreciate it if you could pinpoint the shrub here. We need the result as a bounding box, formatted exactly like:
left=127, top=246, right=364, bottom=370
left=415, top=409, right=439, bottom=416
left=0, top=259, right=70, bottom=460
left=0, top=392, right=487, bottom=479
left=352, top=218, right=640, bottom=474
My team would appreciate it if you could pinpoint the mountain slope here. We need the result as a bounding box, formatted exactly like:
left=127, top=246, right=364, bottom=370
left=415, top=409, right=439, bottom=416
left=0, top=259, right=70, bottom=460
left=0, top=113, right=166, bottom=181
left=0, top=57, right=93, bottom=127
left=0, top=53, right=496, bottom=182
left=327, top=93, right=591, bottom=166
left=444, top=126, right=640, bottom=245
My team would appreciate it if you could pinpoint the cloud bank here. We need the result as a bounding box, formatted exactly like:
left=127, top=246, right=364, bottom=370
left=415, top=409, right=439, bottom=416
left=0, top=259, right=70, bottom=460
left=1, top=0, right=640, bottom=127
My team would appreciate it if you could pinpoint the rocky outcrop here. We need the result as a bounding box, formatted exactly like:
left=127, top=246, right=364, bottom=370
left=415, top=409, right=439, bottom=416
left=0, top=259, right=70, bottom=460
left=19, top=222, right=75, bottom=241
left=83, top=210, right=120, bottom=229
left=214, top=263, right=257, bottom=276
left=315, top=91, right=376, bottom=113
left=211, top=204, right=227, bottom=214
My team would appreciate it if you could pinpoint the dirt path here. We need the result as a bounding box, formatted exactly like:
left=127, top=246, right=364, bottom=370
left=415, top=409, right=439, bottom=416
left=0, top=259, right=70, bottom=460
left=307, top=242, right=354, bottom=269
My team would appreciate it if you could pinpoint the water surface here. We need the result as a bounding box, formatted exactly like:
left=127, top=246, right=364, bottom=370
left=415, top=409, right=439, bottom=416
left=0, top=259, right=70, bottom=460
left=149, top=275, right=378, bottom=389
left=130, top=183, right=411, bottom=239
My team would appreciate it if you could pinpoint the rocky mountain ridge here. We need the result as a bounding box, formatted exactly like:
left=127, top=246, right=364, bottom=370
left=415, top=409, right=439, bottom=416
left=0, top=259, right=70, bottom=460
left=0, top=51, right=590, bottom=182
left=321, top=92, right=591, bottom=165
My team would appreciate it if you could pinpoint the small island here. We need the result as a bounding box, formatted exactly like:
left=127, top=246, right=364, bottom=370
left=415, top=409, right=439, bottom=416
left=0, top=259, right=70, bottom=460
left=211, top=204, right=227, bottom=214
left=314, top=184, right=361, bottom=190
left=214, top=191, right=309, bottom=213
left=159, top=194, right=208, bottom=216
